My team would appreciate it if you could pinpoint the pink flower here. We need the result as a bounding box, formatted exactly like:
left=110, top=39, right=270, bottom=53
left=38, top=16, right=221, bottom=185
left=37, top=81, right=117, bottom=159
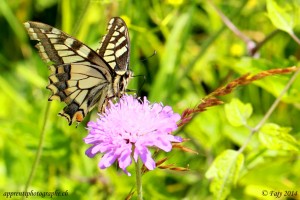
left=84, top=95, right=182, bottom=176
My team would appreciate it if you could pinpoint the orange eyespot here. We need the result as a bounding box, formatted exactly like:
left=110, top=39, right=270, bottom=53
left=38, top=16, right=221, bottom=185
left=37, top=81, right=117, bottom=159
left=75, top=112, right=84, bottom=122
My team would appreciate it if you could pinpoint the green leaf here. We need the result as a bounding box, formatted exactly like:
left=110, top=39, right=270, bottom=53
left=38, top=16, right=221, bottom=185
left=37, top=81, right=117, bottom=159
left=205, top=150, right=244, bottom=200
left=259, top=123, right=300, bottom=152
left=266, top=0, right=294, bottom=34
left=0, top=76, right=31, bottom=113
left=16, top=64, right=46, bottom=89
left=149, top=9, right=193, bottom=102
left=224, top=98, right=253, bottom=127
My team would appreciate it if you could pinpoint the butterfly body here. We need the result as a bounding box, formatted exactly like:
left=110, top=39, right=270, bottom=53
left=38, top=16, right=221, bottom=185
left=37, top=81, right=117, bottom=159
left=24, top=17, right=131, bottom=125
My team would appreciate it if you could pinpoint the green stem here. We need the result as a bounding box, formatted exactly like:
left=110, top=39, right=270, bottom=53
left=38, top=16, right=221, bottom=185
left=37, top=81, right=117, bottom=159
left=22, top=101, right=51, bottom=200
left=135, top=158, right=143, bottom=200
left=289, top=31, right=300, bottom=46
left=239, top=67, right=300, bottom=154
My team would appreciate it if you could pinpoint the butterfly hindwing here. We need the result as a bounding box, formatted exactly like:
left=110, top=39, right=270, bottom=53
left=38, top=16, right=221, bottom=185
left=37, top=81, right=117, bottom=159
left=24, top=20, right=129, bottom=125
left=47, top=63, right=112, bottom=124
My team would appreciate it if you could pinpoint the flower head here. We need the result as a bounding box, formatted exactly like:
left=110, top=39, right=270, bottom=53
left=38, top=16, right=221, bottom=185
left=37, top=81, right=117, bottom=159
left=84, top=95, right=182, bottom=176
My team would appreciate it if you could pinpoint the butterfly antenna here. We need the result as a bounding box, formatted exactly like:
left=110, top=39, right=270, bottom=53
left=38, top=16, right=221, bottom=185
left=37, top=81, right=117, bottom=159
left=126, top=51, right=156, bottom=95
left=140, top=50, right=157, bottom=62
left=136, top=74, right=146, bottom=96
left=138, top=51, right=156, bottom=94
left=126, top=74, right=146, bottom=96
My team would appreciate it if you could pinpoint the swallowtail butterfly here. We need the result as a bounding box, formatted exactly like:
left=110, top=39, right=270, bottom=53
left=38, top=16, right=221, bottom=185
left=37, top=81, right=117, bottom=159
left=24, top=17, right=132, bottom=125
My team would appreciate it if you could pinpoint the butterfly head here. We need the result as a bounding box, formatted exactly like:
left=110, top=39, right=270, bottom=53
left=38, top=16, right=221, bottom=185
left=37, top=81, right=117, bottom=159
left=119, top=70, right=133, bottom=94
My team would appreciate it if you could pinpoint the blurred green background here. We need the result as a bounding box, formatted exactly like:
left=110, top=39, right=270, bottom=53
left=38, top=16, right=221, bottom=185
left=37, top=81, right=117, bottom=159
left=1, top=0, right=300, bottom=199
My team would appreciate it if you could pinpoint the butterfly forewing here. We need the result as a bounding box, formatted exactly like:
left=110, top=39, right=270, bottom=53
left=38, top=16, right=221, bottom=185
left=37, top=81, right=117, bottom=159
left=24, top=17, right=131, bottom=125
left=97, top=17, right=130, bottom=75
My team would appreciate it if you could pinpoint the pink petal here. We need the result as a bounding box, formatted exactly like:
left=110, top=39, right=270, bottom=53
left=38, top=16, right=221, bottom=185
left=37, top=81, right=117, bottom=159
left=99, top=151, right=118, bottom=169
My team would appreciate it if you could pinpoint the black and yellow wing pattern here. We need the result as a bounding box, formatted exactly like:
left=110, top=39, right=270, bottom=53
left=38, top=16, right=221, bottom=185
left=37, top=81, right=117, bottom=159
left=24, top=17, right=131, bottom=125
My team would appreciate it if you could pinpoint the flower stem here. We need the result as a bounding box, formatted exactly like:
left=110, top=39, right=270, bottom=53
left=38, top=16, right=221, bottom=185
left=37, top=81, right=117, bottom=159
left=22, top=101, right=51, bottom=200
left=135, top=158, right=143, bottom=200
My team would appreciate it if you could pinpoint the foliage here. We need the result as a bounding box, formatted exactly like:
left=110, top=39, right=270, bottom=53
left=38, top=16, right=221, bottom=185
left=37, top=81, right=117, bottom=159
left=0, top=0, right=300, bottom=199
